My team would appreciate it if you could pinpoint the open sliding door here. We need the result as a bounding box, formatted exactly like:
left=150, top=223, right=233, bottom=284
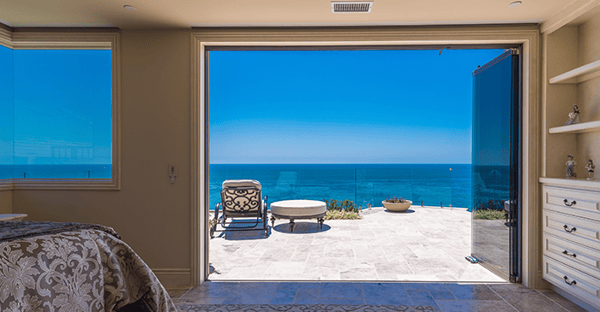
left=471, top=49, right=521, bottom=282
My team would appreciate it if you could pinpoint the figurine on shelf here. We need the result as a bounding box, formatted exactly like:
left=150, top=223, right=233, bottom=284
left=566, top=155, right=577, bottom=178
left=565, top=104, right=581, bottom=125
left=585, top=159, right=596, bottom=180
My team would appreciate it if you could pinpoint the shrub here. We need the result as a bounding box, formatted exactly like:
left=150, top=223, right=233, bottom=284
left=325, top=199, right=359, bottom=213
left=324, top=210, right=362, bottom=220
left=384, top=196, right=410, bottom=203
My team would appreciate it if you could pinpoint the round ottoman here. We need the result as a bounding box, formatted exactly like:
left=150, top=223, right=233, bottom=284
left=270, top=200, right=327, bottom=232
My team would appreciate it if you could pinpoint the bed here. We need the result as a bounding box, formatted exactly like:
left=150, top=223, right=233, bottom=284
left=0, top=221, right=176, bottom=311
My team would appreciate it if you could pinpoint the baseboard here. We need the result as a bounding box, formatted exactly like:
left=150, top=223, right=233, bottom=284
left=153, top=268, right=192, bottom=288
left=550, top=284, right=600, bottom=312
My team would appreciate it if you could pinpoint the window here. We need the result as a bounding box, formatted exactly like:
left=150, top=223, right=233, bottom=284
left=0, top=45, right=13, bottom=180
left=0, top=30, right=119, bottom=189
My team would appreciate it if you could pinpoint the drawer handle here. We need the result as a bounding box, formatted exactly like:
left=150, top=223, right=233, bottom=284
left=562, top=250, right=577, bottom=258
left=563, top=276, right=577, bottom=286
left=563, top=225, right=577, bottom=233
left=563, top=199, right=576, bottom=207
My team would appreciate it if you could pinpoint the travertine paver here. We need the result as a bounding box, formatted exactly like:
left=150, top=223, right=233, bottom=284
left=209, top=206, right=505, bottom=282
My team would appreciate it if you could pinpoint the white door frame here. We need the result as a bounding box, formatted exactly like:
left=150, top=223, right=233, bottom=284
left=190, top=26, right=541, bottom=287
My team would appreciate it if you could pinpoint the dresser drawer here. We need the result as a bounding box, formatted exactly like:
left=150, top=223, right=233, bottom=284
left=543, top=186, right=600, bottom=221
left=543, top=232, right=600, bottom=279
left=543, top=255, right=600, bottom=309
left=543, top=209, right=600, bottom=250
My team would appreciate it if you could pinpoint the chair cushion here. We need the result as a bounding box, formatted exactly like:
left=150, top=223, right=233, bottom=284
left=222, top=179, right=262, bottom=190
left=271, top=200, right=327, bottom=217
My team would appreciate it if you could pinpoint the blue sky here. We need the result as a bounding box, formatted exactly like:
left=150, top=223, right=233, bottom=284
left=0, top=47, right=112, bottom=165
left=209, top=48, right=504, bottom=164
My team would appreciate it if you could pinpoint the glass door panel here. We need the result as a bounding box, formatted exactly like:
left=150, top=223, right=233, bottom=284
left=471, top=49, right=520, bottom=281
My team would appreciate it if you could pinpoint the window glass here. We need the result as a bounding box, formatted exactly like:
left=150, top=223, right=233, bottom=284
left=12, top=49, right=112, bottom=179
left=0, top=45, right=13, bottom=179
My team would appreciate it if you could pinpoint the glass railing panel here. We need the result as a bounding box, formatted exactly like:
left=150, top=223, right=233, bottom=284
left=355, top=164, right=415, bottom=208
left=450, top=164, right=472, bottom=209
left=410, top=165, right=453, bottom=208
left=210, top=164, right=473, bottom=212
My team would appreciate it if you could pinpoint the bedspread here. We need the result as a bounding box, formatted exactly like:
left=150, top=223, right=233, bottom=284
left=0, top=222, right=176, bottom=311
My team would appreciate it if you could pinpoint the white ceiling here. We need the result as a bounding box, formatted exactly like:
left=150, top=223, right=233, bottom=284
left=0, top=0, right=578, bottom=29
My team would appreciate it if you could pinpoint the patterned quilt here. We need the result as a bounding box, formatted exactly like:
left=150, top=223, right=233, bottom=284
left=0, top=221, right=176, bottom=311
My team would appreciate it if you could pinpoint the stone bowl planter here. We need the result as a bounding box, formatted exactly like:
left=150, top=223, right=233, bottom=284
left=382, top=200, right=413, bottom=212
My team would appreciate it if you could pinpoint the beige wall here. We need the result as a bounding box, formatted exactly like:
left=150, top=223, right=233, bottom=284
left=0, top=191, right=11, bottom=214
left=11, top=30, right=193, bottom=285
left=577, top=12, right=600, bottom=170
left=8, top=25, right=541, bottom=288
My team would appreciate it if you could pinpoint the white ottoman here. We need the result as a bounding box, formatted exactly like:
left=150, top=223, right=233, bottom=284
left=270, top=200, right=327, bottom=232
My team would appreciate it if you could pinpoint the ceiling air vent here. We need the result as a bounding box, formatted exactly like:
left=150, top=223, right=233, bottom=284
left=331, top=1, right=373, bottom=13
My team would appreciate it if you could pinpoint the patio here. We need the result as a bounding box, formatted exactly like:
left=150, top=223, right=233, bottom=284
left=208, top=205, right=505, bottom=282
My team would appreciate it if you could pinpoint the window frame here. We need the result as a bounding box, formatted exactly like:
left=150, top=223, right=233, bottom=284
left=0, top=27, right=120, bottom=190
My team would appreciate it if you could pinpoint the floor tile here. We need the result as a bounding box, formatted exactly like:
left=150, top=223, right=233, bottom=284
left=293, top=298, right=366, bottom=305
left=319, top=282, right=364, bottom=299
left=362, top=283, right=412, bottom=305
left=166, top=288, right=189, bottom=299
left=536, top=290, right=589, bottom=312
left=435, top=299, right=518, bottom=312
left=407, top=289, right=440, bottom=310
left=445, top=283, right=503, bottom=300
left=487, top=284, right=569, bottom=312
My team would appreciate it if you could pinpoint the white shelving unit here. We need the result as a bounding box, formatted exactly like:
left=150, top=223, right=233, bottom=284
left=549, top=59, right=600, bottom=84
left=541, top=7, right=600, bottom=311
left=549, top=121, right=600, bottom=134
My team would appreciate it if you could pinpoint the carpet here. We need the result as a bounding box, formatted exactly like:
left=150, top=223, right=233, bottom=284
left=177, top=304, right=437, bottom=312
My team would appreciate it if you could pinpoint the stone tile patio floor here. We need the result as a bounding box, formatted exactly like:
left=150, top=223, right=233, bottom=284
left=167, top=281, right=589, bottom=312
left=208, top=206, right=505, bottom=282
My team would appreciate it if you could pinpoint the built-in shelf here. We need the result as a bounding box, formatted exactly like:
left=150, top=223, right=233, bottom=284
left=549, top=59, right=600, bottom=84
left=540, top=177, right=600, bottom=190
left=549, top=120, right=600, bottom=134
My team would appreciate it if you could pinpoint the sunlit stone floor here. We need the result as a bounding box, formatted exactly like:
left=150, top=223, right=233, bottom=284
left=208, top=206, right=505, bottom=282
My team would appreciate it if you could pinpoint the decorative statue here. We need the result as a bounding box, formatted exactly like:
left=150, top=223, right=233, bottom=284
left=585, top=159, right=596, bottom=180
left=566, top=155, right=577, bottom=178
left=565, top=104, right=581, bottom=125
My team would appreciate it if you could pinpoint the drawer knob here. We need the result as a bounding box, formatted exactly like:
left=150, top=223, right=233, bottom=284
left=563, top=199, right=576, bottom=207
left=563, top=276, right=577, bottom=286
left=562, top=250, right=577, bottom=258
left=563, top=225, right=577, bottom=233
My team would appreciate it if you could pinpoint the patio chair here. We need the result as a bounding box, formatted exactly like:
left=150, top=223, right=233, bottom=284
left=210, top=179, right=269, bottom=238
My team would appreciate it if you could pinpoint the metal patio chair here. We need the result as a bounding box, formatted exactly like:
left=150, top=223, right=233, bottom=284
left=210, top=179, right=269, bottom=238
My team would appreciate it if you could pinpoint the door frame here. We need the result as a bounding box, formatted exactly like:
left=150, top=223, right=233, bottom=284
left=190, top=26, right=541, bottom=288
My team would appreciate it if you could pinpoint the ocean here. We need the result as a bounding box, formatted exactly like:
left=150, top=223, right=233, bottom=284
left=0, top=163, right=510, bottom=210
left=209, top=163, right=491, bottom=210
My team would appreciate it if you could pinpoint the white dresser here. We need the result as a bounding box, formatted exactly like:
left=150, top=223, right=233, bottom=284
left=541, top=184, right=600, bottom=309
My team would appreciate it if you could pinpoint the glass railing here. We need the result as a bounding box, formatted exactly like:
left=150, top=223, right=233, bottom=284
left=209, top=164, right=495, bottom=211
